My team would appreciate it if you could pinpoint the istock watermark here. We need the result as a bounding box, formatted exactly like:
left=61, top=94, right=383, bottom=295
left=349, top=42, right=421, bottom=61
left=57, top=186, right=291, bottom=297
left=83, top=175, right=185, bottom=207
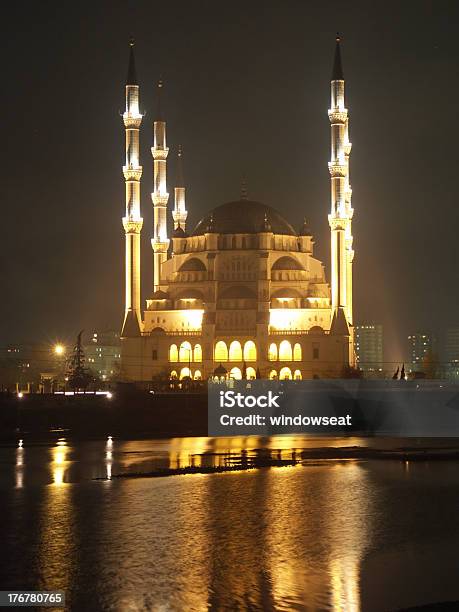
left=208, top=379, right=459, bottom=437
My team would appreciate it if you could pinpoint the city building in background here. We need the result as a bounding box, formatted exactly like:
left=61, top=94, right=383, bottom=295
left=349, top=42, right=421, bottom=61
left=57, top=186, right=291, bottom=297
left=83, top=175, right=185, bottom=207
left=120, top=37, right=356, bottom=381
left=354, top=325, right=383, bottom=372
left=0, top=343, right=66, bottom=391
left=444, top=327, right=459, bottom=379
left=84, top=331, right=121, bottom=381
left=407, top=332, right=437, bottom=373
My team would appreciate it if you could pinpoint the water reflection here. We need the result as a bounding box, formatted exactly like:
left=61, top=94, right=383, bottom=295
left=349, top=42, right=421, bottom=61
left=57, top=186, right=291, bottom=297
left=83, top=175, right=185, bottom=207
left=2, top=437, right=459, bottom=611
left=52, top=440, right=68, bottom=486
left=15, top=446, right=24, bottom=489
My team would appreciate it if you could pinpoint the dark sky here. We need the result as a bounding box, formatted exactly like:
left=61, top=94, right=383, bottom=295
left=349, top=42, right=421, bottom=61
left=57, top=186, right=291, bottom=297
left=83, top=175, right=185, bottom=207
left=1, top=0, right=458, bottom=361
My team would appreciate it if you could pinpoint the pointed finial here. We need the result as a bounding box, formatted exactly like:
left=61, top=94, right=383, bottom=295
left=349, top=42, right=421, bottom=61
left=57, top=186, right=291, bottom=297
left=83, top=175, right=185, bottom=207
left=241, top=176, right=248, bottom=200
left=126, top=37, right=138, bottom=85
left=261, top=212, right=272, bottom=232
left=176, top=144, right=184, bottom=187
left=156, top=77, right=163, bottom=120
left=332, top=32, right=344, bottom=80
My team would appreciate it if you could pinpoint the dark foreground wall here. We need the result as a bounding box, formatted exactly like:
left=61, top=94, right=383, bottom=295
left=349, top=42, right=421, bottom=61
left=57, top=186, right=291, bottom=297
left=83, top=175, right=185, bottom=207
left=0, top=388, right=208, bottom=441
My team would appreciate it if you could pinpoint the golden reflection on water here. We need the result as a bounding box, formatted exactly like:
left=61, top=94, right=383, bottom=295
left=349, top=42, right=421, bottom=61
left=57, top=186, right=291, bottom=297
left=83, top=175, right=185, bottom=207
left=15, top=446, right=24, bottom=489
left=37, top=441, right=75, bottom=596
left=264, top=460, right=373, bottom=611
left=52, top=441, right=68, bottom=486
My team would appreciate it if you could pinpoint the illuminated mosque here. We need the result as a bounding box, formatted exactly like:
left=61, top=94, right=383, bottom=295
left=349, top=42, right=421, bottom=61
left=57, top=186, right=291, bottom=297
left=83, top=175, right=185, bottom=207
left=120, top=36, right=356, bottom=381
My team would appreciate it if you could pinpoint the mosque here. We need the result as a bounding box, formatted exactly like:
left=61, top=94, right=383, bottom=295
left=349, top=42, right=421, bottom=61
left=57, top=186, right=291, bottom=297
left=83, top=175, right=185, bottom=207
left=120, top=36, right=355, bottom=381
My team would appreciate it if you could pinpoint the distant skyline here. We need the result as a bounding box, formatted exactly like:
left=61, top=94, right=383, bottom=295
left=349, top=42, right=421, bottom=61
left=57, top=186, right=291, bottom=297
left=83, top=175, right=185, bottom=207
left=2, top=0, right=459, bottom=364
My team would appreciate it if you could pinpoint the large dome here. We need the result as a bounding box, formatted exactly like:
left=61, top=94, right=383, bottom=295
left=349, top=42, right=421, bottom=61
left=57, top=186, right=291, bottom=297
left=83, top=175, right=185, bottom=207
left=192, top=200, right=297, bottom=236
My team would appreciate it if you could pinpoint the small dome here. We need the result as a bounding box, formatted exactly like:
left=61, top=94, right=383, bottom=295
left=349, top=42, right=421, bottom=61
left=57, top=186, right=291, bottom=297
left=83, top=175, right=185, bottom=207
left=299, top=218, right=312, bottom=236
left=151, top=290, right=169, bottom=299
left=179, top=258, right=206, bottom=272
left=192, top=200, right=296, bottom=236
left=272, top=256, right=304, bottom=271
left=214, top=363, right=228, bottom=376
left=172, top=225, right=187, bottom=238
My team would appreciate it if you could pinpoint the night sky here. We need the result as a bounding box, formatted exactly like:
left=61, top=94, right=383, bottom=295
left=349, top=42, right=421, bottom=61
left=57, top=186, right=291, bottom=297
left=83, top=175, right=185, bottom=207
left=2, top=0, right=459, bottom=362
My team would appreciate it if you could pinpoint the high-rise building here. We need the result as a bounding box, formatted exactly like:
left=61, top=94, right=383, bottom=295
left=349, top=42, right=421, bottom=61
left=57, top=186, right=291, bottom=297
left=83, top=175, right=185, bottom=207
left=407, top=332, right=436, bottom=372
left=120, top=37, right=356, bottom=381
left=444, top=327, right=459, bottom=379
left=354, top=325, right=383, bottom=371
left=84, top=331, right=121, bottom=381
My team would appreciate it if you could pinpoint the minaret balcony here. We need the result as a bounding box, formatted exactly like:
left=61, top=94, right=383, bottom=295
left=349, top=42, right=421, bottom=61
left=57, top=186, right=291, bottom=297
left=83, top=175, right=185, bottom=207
left=328, top=109, right=348, bottom=124
left=122, top=217, right=143, bottom=234
left=152, top=194, right=169, bottom=206
left=151, top=146, right=169, bottom=161
left=123, top=166, right=143, bottom=181
left=328, top=162, right=346, bottom=177
left=151, top=238, right=170, bottom=252
left=123, top=115, right=142, bottom=129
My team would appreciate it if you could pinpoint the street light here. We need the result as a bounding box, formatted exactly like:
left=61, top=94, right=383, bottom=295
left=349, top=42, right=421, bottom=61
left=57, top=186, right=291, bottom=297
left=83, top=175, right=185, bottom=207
left=54, top=344, right=65, bottom=356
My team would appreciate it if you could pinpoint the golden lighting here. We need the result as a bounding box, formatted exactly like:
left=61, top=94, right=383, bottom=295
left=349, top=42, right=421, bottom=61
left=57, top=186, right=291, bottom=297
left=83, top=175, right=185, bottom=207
left=54, top=344, right=65, bottom=356
left=52, top=442, right=68, bottom=486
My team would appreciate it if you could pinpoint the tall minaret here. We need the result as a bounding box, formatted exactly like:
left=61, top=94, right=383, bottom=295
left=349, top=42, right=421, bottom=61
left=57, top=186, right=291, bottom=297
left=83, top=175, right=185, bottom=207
left=328, top=34, right=354, bottom=327
left=121, top=39, right=143, bottom=336
left=151, top=80, right=170, bottom=291
left=172, top=145, right=188, bottom=231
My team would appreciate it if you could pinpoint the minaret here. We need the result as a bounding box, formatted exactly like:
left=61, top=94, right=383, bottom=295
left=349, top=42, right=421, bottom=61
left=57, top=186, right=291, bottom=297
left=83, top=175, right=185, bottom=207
left=121, top=39, right=143, bottom=336
left=172, top=145, right=188, bottom=231
left=151, top=79, right=170, bottom=291
left=328, top=34, right=354, bottom=327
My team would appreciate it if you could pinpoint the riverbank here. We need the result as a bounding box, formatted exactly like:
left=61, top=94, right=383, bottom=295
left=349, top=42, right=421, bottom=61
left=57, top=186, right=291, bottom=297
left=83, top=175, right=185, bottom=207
left=0, top=388, right=208, bottom=441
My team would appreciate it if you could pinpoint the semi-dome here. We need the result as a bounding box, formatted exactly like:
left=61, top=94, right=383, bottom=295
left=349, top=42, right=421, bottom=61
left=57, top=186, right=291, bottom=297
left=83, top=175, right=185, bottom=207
left=272, top=256, right=304, bottom=271
left=192, top=200, right=297, bottom=236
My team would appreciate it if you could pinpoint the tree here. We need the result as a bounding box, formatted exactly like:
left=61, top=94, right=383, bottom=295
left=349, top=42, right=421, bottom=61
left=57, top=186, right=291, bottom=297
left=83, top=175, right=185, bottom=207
left=67, top=331, right=94, bottom=391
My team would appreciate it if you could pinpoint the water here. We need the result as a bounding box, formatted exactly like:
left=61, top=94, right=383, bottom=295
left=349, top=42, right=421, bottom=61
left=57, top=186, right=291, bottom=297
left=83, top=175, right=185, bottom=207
left=1, top=436, right=459, bottom=611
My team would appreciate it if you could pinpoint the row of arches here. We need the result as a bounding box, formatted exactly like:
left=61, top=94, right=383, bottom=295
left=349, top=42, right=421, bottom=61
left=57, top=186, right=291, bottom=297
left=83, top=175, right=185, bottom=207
left=269, top=368, right=302, bottom=380
left=268, top=341, right=302, bottom=361
left=170, top=367, right=303, bottom=381
left=169, top=342, right=202, bottom=362
left=170, top=368, right=202, bottom=380
left=214, top=340, right=257, bottom=362
left=170, top=340, right=305, bottom=364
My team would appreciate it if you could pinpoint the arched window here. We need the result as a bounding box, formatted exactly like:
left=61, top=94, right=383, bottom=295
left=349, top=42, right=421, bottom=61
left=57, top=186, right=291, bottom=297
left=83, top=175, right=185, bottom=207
left=214, top=341, right=228, bottom=362
left=169, top=344, right=178, bottom=362
left=269, top=369, right=278, bottom=380
left=279, top=340, right=292, bottom=361
left=279, top=366, right=292, bottom=380
left=194, top=344, right=202, bottom=362
left=179, top=341, right=192, bottom=362
left=230, top=367, right=242, bottom=380
left=243, top=340, right=257, bottom=362
left=293, top=369, right=302, bottom=380
left=268, top=343, right=278, bottom=361
left=194, top=370, right=202, bottom=380
left=229, top=340, right=242, bottom=361
left=180, top=366, right=191, bottom=379
left=170, top=370, right=178, bottom=379
left=246, top=366, right=256, bottom=379
left=293, top=343, right=302, bottom=361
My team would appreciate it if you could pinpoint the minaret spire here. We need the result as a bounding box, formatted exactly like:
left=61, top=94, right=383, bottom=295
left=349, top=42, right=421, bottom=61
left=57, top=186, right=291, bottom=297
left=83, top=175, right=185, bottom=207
left=126, top=37, right=138, bottom=85
left=151, top=78, right=170, bottom=292
left=121, top=38, right=143, bottom=337
left=328, top=33, right=354, bottom=334
left=172, top=145, right=188, bottom=231
left=332, top=33, right=344, bottom=80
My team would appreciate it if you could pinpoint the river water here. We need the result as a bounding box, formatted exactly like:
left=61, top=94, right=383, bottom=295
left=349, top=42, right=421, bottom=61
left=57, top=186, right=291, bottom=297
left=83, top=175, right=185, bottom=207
left=1, top=436, right=459, bottom=611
